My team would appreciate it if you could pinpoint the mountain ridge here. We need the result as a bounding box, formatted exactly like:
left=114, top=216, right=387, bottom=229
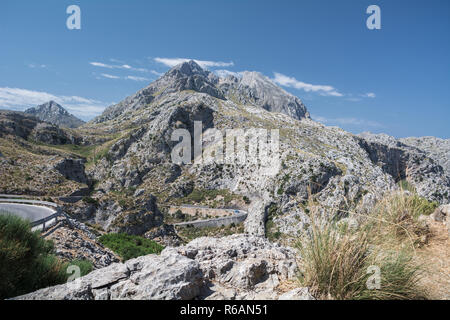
left=92, top=60, right=309, bottom=124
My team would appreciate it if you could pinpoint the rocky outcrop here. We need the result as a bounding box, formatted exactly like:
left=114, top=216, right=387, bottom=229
left=14, top=250, right=203, bottom=300
left=430, top=204, right=450, bottom=236
left=14, top=234, right=302, bottom=300
left=358, top=133, right=450, bottom=203
left=400, top=136, right=450, bottom=175
left=53, top=158, right=88, bottom=184
left=25, top=101, right=85, bottom=128
left=178, top=234, right=299, bottom=300
left=44, top=218, right=120, bottom=269
left=90, top=195, right=163, bottom=235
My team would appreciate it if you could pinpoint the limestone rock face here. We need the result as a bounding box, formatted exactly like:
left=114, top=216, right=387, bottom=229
left=14, top=250, right=203, bottom=300
left=14, top=234, right=301, bottom=300
left=400, top=136, right=450, bottom=175
left=162, top=234, right=299, bottom=299
left=358, top=132, right=450, bottom=203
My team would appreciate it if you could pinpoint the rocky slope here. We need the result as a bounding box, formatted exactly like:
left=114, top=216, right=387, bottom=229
left=0, top=110, right=89, bottom=196
left=25, top=101, right=85, bottom=128
left=75, top=61, right=449, bottom=241
left=1, top=61, right=449, bottom=240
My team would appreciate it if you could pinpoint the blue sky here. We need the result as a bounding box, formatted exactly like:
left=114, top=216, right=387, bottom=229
left=0, top=0, right=449, bottom=138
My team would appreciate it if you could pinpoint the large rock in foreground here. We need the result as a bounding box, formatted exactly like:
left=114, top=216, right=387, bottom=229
left=14, top=234, right=301, bottom=300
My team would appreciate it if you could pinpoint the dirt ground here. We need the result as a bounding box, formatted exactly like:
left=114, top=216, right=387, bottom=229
left=416, top=220, right=450, bottom=300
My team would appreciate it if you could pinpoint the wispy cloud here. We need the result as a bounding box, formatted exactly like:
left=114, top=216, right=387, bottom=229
left=125, top=75, right=150, bottom=82
left=89, top=61, right=148, bottom=72
left=272, top=72, right=343, bottom=97
left=154, top=57, right=234, bottom=69
left=100, top=73, right=120, bottom=79
left=0, top=87, right=109, bottom=120
left=96, top=73, right=150, bottom=82
left=312, top=115, right=383, bottom=128
left=28, top=63, right=47, bottom=69
left=214, top=69, right=243, bottom=78
left=361, top=92, right=376, bottom=98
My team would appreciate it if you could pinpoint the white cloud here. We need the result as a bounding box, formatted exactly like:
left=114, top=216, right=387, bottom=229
left=272, top=72, right=343, bottom=97
left=312, top=115, right=382, bottom=128
left=100, top=73, right=120, bottom=79
left=90, top=61, right=149, bottom=73
left=154, top=57, right=234, bottom=69
left=90, top=62, right=112, bottom=68
left=0, top=87, right=109, bottom=120
left=28, top=64, right=47, bottom=69
left=125, top=76, right=150, bottom=82
left=362, top=92, right=376, bottom=98
left=96, top=73, right=150, bottom=82
left=214, top=69, right=243, bottom=78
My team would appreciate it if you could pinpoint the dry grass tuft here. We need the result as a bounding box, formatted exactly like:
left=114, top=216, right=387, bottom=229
left=296, top=191, right=436, bottom=300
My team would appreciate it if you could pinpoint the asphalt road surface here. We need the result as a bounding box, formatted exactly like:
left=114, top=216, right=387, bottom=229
left=0, top=203, right=55, bottom=223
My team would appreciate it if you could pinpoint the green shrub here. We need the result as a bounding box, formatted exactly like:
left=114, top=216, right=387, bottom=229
left=0, top=213, right=66, bottom=299
left=82, top=196, right=99, bottom=206
left=174, top=209, right=185, bottom=220
left=63, top=259, right=93, bottom=279
left=98, top=233, right=164, bottom=261
left=0, top=213, right=95, bottom=299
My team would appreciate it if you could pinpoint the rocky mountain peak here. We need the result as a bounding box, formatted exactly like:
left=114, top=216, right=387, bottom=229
left=93, top=61, right=311, bottom=124
left=30, top=100, right=68, bottom=115
left=166, top=60, right=210, bottom=78
left=25, top=101, right=85, bottom=128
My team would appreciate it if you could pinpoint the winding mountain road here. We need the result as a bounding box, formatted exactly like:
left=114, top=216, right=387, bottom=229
left=0, top=203, right=56, bottom=222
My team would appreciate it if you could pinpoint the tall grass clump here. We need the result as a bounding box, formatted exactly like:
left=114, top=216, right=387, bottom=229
left=98, top=233, right=164, bottom=261
left=296, top=191, right=432, bottom=300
